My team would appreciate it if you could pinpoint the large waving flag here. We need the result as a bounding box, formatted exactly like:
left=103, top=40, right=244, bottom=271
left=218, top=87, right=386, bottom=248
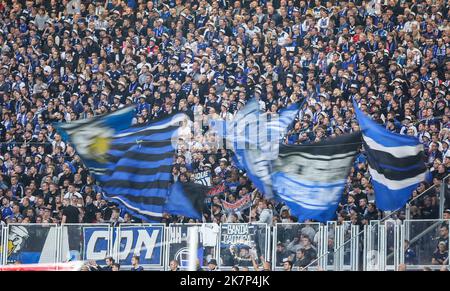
left=56, top=107, right=203, bottom=221
left=353, top=101, right=428, bottom=210
left=272, top=133, right=362, bottom=222
left=228, top=100, right=274, bottom=197
left=213, top=99, right=301, bottom=198
left=228, top=100, right=300, bottom=157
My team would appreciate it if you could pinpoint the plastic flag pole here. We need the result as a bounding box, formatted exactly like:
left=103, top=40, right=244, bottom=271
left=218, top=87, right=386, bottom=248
left=187, top=226, right=199, bottom=271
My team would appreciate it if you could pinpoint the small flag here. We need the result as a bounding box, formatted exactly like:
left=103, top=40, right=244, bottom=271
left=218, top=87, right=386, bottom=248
left=165, top=182, right=210, bottom=219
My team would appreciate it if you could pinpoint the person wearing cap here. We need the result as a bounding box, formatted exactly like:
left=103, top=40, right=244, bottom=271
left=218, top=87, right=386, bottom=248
left=218, top=102, right=231, bottom=121
left=226, top=74, right=237, bottom=90
left=69, top=92, right=84, bottom=115
left=399, top=115, right=417, bottom=136
left=43, top=65, right=52, bottom=76
left=112, top=94, right=124, bottom=108
left=214, top=75, right=226, bottom=96
left=136, top=94, right=150, bottom=115
left=213, top=157, right=229, bottom=179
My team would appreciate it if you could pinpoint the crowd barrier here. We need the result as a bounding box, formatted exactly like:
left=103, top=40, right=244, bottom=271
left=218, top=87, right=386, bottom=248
left=0, top=220, right=448, bottom=271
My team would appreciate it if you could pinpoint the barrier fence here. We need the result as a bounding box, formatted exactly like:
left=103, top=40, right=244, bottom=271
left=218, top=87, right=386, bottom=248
left=0, top=220, right=448, bottom=271
left=272, top=223, right=320, bottom=270
left=167, top=223, right=219, bottom=270
left=218, top=223, right=270, bottom=270
left=443, top=175, right=450, bottom=217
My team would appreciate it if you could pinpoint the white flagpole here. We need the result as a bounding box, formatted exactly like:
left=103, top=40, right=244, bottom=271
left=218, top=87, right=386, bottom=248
left=187, top=226, right=199, bottom=271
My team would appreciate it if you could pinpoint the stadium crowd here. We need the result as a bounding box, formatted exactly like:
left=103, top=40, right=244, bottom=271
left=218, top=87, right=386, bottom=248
left=0, top=0, right=449, bottom=259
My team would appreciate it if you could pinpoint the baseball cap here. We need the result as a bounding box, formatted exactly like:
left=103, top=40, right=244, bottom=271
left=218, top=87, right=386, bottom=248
left=280, top=205, right=290, bottom=213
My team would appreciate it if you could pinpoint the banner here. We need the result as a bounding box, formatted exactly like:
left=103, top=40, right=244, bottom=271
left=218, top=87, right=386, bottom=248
left=82, top=225, right=164, bottom=268
left=167, top=224, right=219, bottom=269
left=221, top=194, right=252, bottom=214
left=193, top=170, right=212, bottom=186
left=6, top=224, right=58, bottom=264
left=219, top=224, right=268, bottom=268
left=205, top=183, right=226, bottom=205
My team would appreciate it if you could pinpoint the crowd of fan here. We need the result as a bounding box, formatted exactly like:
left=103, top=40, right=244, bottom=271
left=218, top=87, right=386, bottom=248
left=0, top=0, right=449, bottom=238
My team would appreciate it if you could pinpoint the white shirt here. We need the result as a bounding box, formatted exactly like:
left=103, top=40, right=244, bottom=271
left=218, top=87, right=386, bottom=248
left=200, top=223, right=220, bottom=247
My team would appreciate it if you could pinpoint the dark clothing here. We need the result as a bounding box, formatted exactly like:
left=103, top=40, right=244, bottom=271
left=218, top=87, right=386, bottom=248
left=97, top=265, right=113, bottom=271
left=432, top=250, right=448, bottom=265
left=83, top=203, right=98, bottom=223
left=131, top=266, right=144, bottom=271
left=276, top=249, right=291, bottom=266
left=404, top=248, right=417, bottom=265
left=303, top=247, right=317, bottom=263
left=62, top=205, right=80, bottom=223
left=293, top=257, right=310, bottom=267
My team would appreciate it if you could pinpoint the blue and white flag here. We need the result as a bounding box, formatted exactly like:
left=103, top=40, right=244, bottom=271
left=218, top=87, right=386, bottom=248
left=215, top=100, right=300, bottom=198
left=272, top=133, right=362, bottom=222
left=227, top=100, right=274, bottom=197
left=56, top=107, right=204, bottom=221
left=353, top=101, right=428, bottom=211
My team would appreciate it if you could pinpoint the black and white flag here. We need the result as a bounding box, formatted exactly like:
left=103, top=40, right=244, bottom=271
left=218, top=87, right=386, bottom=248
left=272, top=133, right=362, bottom=222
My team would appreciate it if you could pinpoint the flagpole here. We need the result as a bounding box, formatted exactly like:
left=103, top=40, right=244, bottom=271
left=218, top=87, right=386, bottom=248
left=249, top=189, right=257, bottom=223
left=248, top=201, right=252, bottom=223
left=187, top=226, right=199, bottom=271
left=211, top=200, right=213, bottom=222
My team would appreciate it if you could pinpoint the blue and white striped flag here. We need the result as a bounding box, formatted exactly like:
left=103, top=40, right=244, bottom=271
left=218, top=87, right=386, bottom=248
left=353, top=101, right=428, bottom=211
left=56, top=107, right=205, bottom=221
left=272, top=133, right=362, bottom=222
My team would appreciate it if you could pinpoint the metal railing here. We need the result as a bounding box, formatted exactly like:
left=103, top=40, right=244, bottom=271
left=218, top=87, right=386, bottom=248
left=0, top=191, right=448, bottom=271
left=441, top=174, right=450, bottom=217
left=312, top=174, right=450, bottom=271
left=0, top=221, right=448, bottom=271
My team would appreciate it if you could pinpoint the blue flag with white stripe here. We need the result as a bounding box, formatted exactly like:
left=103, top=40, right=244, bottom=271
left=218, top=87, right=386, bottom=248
left=56, top=107, right=193, bottom=221
left=353, top=101, right=428, bottom=211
